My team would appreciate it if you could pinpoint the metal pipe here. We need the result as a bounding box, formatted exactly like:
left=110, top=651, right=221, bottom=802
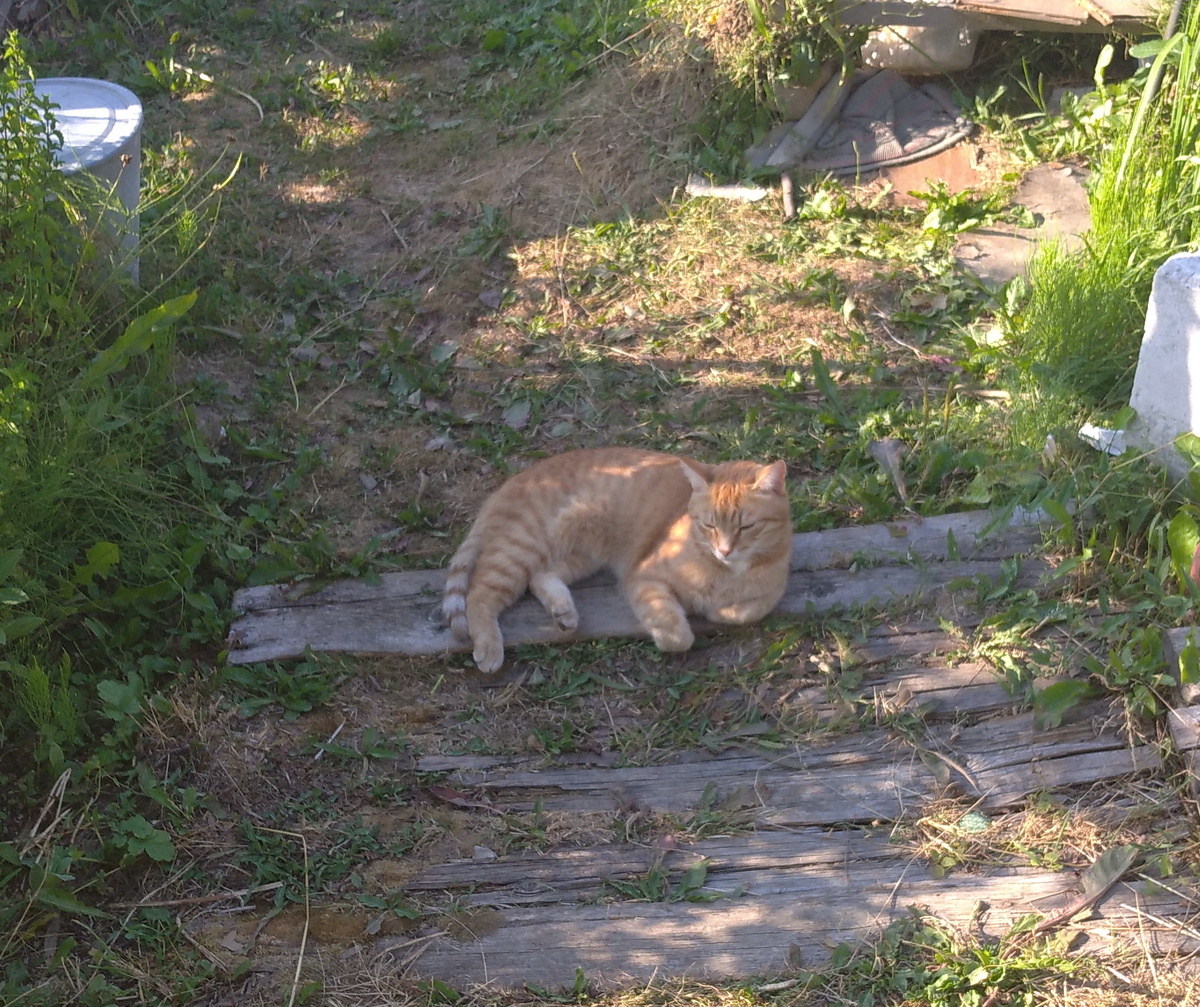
left=1144, top=0, right=1189, bottom=106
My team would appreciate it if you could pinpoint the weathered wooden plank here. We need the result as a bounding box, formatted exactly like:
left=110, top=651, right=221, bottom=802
left=415, top=700, right=1158, bottom=826
left=950, top=704, right=1133, bottom=771
left=1163, top=627, right=1200, bottom=799
left=1169, top=706, right=1200, bottom=752
left=234, top=508, right=1051, bottom=614
left=952, top=0, right=1088, bottom=24
left=785, top=661, right=1014, bottom=720
left=406, top=829, right=901, bottom=903
left=397, top=872, right=1196, bottom=988
left=844, top=629, right=962, bottom=665
left=226, top=508, right=1056, bottom=664
left=226, top=557, right=1047, bottom=665
left=972, top=747, right=1161, bottom=808
left=787, top=507, right=1054, bottom=571
left=1075, top=0, right=1156, bottom=24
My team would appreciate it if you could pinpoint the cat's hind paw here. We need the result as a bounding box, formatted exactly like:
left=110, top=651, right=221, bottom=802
left=472, top=628, right=505, bottom=673
left=530, top=572, right=579, bottom=633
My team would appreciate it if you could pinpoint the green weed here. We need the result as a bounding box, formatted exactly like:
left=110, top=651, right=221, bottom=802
left=802, top=909, right=1080, bottom=1007
left=1008, top=8, right=1200, bottom=415
left=219, top=653, right=342, bottom=719
left=606, top=857, right=730, bottom=902
left=235, top=796, right=422, bottom=899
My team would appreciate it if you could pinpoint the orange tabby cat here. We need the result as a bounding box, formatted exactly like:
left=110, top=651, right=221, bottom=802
left=442, top=447, right=792, bottom=672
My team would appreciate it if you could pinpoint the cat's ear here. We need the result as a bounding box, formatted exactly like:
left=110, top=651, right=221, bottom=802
left=679, top=461, right=709, bottom=495
left=754, top=460, right=787, bottom=495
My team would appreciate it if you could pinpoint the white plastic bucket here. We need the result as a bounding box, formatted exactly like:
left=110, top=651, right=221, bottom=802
left=34, top=77, right=143, bottom=282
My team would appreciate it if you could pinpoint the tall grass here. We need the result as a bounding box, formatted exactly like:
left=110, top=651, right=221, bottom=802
left=1009, top=1, right=1200, bottom=415
left=0, top=31, right=229, bottom=805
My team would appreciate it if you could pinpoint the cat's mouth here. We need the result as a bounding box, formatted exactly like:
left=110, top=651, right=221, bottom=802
left=711, top=547, right=745, bottom=569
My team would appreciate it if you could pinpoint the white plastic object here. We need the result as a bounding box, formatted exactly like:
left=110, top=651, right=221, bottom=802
left=1128, top=252, right=1200, bottom=477
left=685, top=175, right=768, bottom=202
left=34, top=77, right=143, bottom=281
left=1078, top=423, right=1126, bottom=456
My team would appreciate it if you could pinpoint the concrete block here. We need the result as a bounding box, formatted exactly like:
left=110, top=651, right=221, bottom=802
left=1128, top=252, right=1200, bottom=479
left=861, top=20, right=979, bottom=75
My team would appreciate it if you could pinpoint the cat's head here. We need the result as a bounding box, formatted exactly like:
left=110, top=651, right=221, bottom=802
left=681, top=460, right=790, bottom=568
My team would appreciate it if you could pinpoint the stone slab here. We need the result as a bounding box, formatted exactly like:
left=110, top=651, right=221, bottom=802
left=953, top=162, right=1091, bottom=285
left=1127, top=253, right=1200, bottom=479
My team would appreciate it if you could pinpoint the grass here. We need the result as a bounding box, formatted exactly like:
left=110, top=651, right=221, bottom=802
left=1007, top=2, right=1200, bottom=420
left=3, top=0, right=1200, bottom=1004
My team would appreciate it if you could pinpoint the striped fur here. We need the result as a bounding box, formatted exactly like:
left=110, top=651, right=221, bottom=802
left=442, top=447, right=792, bottom=673
left=442, top=531, right=481, bottom=641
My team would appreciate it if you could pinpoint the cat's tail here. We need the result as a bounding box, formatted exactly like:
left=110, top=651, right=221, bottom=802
left=442, top=532, right=481, bottom=641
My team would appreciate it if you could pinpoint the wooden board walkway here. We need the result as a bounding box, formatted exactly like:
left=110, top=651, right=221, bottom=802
left=378, top=616, right=1195, bottom=987
left=207, top=509, right=1200, bottom=990
left=226, top=508, right=1054, bottom=664
left=413, top=698, right=1159, bottom=825
left=398, top=833, right=1195, bottom=987
left=386, top=654, right=1190, bottom=988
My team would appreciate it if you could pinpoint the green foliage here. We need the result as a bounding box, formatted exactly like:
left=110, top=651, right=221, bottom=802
left=530, top=717, right=585, bottom=755
left=1032, top=678, right=1096, bottom=730
left=218, top=653, right=341, bottom=719
left=1085, top=625, right=1172, bottom=718
left=912, top=181, right=1032, bottom=237
left=441, top=0, right=648, bottom=118
left=109, top=813, right=176, bottom=863
left=0, top=31, right=91, bottom=349
left=458, top=203, right=518, bottom=261
left=1008, top=7, right=1200, bottom=413
left=0, top=34, right=356, bottom=997
left=807, top=909, right=1079, bottom=1007
left=467, top=0, right=640, bottom=77
left=606, top=857, right=731, bottom=902
left=314, top=724, right=409, bottom=762
left=0, top=44, right=248, bottom=788
left=653, top=0, right=864, bottom=100
left=234, top=796, right=423, bottom=899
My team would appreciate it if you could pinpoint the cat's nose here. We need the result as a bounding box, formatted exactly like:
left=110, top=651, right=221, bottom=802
left=715, top=541, right=732, bottom=557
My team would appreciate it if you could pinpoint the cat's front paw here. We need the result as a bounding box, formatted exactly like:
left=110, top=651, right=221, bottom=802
left=650, top=622, right=694, bottom=653
left=472, top=628, right=505, bottom=673
left=551, top=602, right=578, bottom=632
